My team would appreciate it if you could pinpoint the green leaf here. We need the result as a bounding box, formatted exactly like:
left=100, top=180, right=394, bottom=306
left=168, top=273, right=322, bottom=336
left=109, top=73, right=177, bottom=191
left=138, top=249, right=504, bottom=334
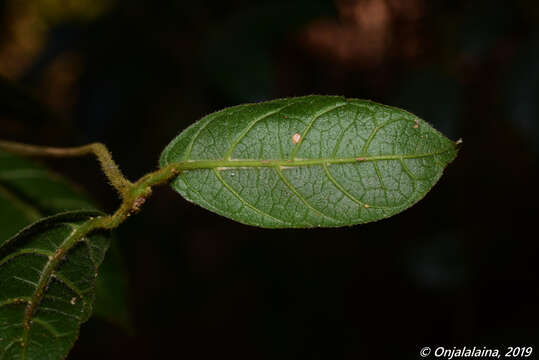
left=160, top=95, right=459, bottom=228
left=0, top=151, right=130, bottom=329
left=0, top=151, right=95, bottom=243
left=0, top=210, right=109, bottom=360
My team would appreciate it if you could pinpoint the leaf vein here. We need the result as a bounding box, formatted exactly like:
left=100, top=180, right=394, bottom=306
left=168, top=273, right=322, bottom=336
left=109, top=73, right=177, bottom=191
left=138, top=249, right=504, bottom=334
left=174, top=148, right=455, bottom=171
left=212, top=169, right=289, bottom=226
left=2, top=338, right=23, bottom=356
left=323, top=163, right=388, bottom=210
left=373, top=162, right=390, bottom=206
left=52, top=273, right=84, bottom=299
left=182, top=111, right=219, bottom=161
left=12, top=276, right=38, bottom=288
left=224, top=103, right=296, bottom=160
left=331, top=106, right=359, bottom=157
left=179, top=173, right=237, bottom=217
left=0, top=298, right=31, bottom=308
left=273, top=166, right=341, bottom=224
left=290, top=103, right=346, bottom=160
left=360, top=116, right=405, bottom=156
left=399, top=159, right=418, bottom=180
left=32, top=318, right=64, bottom=338
left=0, top=249, right=53, bottom=267
left=38, top=307, right=80, bottom=321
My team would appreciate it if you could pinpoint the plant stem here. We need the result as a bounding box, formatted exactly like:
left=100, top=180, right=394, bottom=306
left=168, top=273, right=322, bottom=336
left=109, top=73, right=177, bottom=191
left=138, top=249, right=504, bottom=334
left=0, top=140, right=181, bottom=232
left=0, top=140, right=131, bottom=199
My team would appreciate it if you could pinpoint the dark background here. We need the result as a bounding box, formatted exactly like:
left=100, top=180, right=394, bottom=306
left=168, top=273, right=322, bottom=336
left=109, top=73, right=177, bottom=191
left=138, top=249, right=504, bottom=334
left=1, top=0, right=539, bottom=359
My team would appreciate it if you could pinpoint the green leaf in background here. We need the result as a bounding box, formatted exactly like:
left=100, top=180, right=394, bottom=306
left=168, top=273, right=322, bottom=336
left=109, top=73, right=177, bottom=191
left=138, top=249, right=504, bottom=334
left=161, top=95, right=459, bottom=228
left=0, top=211, right=109, bottom=360
left=0, top=151, right=95, bottom=243
left=0, top=151, right=130, bottom=329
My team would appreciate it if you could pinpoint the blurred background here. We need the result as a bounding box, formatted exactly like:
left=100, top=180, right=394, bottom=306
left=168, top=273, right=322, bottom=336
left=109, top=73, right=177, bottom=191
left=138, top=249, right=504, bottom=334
left=1, top=0, right=538, bottom=358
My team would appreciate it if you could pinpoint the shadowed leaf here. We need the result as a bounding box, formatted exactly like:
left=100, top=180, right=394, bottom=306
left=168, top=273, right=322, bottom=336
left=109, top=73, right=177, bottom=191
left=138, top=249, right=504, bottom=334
left=0, top=211, right=109, bottom=360
left=0, top=151, right=130, bottom=330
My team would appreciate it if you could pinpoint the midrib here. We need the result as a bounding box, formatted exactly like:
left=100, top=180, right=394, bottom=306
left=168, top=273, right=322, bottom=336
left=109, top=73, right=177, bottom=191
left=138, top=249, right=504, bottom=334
left=174, top=148, right=453, bottom=170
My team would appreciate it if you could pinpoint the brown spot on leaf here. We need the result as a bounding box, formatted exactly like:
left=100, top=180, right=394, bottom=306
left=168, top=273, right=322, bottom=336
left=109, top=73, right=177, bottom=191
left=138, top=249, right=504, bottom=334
left=413, top=119, right=419, bottom=129
left=292, top=133, right=301, bottom=144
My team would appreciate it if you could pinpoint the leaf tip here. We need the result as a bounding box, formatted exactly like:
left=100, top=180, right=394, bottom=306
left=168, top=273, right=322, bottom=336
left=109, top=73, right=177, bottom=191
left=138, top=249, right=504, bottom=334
left=453, top=138, right=463, bottom=156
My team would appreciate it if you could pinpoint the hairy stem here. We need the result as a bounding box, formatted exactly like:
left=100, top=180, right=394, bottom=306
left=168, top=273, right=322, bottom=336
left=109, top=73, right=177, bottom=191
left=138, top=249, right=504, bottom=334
left=0, top=140, right=131, bottom=198
left=0, top=140, right=181, bottom=233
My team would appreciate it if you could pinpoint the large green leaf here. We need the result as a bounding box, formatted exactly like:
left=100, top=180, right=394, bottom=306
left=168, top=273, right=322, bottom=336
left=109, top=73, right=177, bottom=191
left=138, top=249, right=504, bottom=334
left=0, top=151, right=130, bottom=329
left=160, top=95, right=459, bottom=228
left=0, top=211, right=109, bottom=360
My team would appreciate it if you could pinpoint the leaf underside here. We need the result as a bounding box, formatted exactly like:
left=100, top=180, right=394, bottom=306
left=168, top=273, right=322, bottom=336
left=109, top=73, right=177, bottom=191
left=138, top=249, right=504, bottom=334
left=0, top=211, right=109, bottom=360
left=160, top=95, right=458, bottom=228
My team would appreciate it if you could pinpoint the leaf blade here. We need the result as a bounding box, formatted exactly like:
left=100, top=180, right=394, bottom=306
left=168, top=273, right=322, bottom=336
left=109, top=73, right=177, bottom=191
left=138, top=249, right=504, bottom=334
left=0, top=151, right=95, bottom=244
left=0, top=151, right=131, bottom=330
left=161, top=95, right=458, bottom=228
left=0, top=211, right=109, bottom=360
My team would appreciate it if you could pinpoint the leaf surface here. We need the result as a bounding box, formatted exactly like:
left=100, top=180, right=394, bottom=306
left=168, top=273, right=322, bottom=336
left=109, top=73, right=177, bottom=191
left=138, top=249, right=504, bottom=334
left=161, top=95, right=459, bottom=228
left=0, top=211, right=109, bottom=360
